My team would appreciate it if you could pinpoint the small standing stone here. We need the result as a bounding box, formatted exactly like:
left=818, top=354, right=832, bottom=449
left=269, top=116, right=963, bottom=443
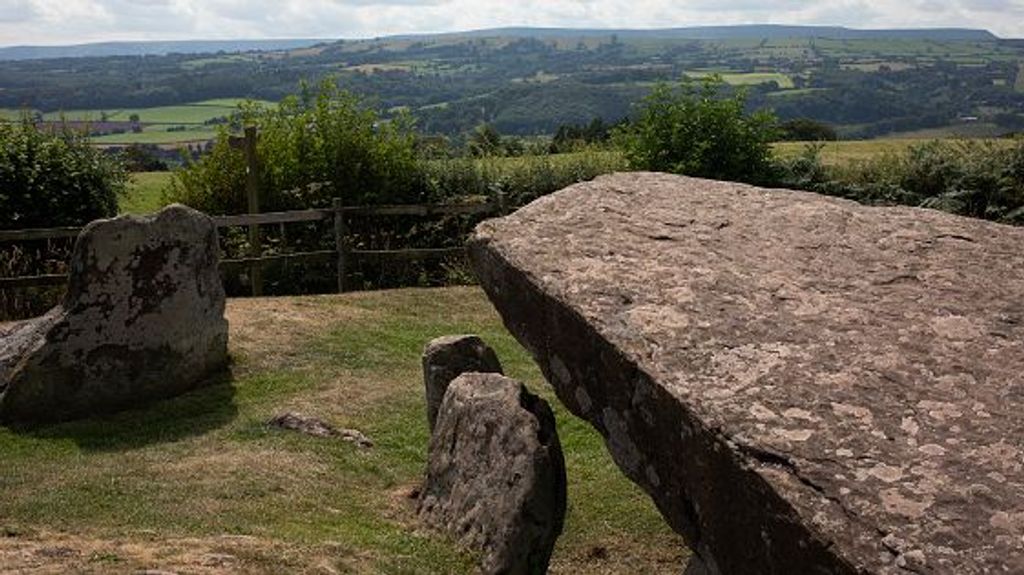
left=0, top=205, right=228, bottom=427
left=418, top=373, right=566, bottom=575
left=422, top=334, right=502, bottom=432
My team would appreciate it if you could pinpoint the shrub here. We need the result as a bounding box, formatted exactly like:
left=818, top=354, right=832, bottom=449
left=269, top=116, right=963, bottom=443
left=616, top=77, right=778, bottom=185
left=774, top=138, right=1024, bottom=223
left=420, top=150, right=627, bottom=207
left=0, top=118, right=126, bottom=229
left=166, top=81, right=421, bottom=214
left=777, top=118, right=838, bottom=142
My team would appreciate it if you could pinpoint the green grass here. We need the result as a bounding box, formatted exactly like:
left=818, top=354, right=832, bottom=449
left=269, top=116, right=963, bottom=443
left=684, top=70, right=795, bottom=89
left=0, top=108, right=29, bottom=121
left=773, top=137, right=1019, bottom=166
left=120, top=172, right=174, bottom=214
left=0, top=287, right=685, bottom=573
left=43, top=99, right=273, bottom=125
left=89, top=127, right=219, bottom=145
left=773, top=139, right=931, bottom=165
left=1016, top=63, right=1024, bottom=93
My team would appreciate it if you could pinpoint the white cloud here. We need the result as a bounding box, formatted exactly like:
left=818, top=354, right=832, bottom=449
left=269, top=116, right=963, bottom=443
left=0, top=0, right=1021, bottom=46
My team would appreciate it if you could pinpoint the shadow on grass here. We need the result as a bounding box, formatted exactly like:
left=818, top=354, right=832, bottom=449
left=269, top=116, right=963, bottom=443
left=17, top=369, right=239, bottom=452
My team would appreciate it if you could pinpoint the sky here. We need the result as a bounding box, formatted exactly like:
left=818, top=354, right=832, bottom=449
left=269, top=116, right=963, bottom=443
left=0, top=0, right=1023, bottom=47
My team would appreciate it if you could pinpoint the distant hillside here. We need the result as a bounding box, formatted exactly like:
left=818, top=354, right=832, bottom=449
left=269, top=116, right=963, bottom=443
left=0, top=25, right=1000, bottom=61
left=1, top=24, right=1020, bottom=139
left=401, top=25, right=999, bottom=42
left=0, top=39, right=330, bottom=61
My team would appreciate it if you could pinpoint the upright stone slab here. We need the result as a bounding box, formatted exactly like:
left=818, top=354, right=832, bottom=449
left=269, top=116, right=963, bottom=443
left=468, top=172, right=1024, bottom=574
left=418, top=373, right=566, bottom=574
left=0, top=205, right=228, bottom=427
left=422, top=334, right=503, bottom=432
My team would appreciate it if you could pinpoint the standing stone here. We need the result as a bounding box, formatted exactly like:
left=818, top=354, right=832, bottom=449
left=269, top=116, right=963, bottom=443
left=422, top=334, right=503, bottom=432
left=418, top=373, right=566, bottom=574
left=0, top=205, right=228, bottom=427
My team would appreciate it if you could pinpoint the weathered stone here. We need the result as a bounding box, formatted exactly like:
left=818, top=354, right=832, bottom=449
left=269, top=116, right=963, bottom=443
left=422, top=334, right=503, bottom=432
left=468, top=172, right=1024, bottom=574
left=418, top=373, right=566, bottom=574
left=0, top=205, right=228, bottom=427
left=268, top=412, right=373, bottom=448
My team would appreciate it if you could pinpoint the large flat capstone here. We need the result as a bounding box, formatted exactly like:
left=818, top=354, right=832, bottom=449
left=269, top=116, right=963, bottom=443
left=0, top=205, right=228, bottom=427
left=467, top=172, right=1024, bottom=574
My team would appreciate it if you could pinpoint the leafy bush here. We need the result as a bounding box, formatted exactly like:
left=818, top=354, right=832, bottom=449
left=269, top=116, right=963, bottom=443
left=420, top=150, right=627, bottom=207
left=166, top=82, right=421, bottom=214
left=0, top=118, right=126, bottom=229
left=777, top=118, right=838, bottom=142
left=775, top=138, right=1024, bottom=223
left=616, top=77, right=778, bottom=184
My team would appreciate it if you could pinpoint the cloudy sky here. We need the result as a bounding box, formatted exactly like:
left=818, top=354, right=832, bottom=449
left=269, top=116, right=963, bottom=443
left=1, top=0, right=1022, bottom=47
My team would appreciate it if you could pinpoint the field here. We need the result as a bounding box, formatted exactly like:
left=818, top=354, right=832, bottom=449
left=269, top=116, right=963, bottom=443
left=90, top=128, right=220, bottom=146
left=40, top=99, right=275, bottom=124
left=773, top=137, right=1019, bottom=166
left=684, top=70, right=795, bottom=89
left=773, top=139, right=930, bottom=164
left=0, top=99, right=276, bottom=146
left=1016, top=63, right=1024, bottom=93
left=121, top=172, right=174, bottom=214
left=0, top=287, right=686, bottom=573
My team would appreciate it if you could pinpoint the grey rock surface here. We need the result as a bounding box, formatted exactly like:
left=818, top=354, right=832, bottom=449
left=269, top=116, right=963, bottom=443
left=468, top=172, right=1024, bottom=574
left=422, top=334, right=503, bottom=432
left=268, top=412, right=373, bottom=448
left=418, top=372, right=566, bottom=574
left=0, top=205, right=228, bottom=427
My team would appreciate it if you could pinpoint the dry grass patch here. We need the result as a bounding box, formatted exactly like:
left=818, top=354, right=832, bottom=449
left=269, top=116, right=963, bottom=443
left=0, top=287, right=685, bottom=573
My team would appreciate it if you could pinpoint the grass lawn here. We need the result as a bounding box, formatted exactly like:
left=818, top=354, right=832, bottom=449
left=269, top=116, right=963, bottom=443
left=121, top=172, right=174, bottom=215
left=0, top=287, right=686, bottom=574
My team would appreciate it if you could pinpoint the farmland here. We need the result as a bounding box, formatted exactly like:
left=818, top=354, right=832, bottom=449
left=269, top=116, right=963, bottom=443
left=1, top=27, right=1022, bottom=138
left=0, top=99, right=275, bottom=146
left=684, top=70, right=795, bottom=89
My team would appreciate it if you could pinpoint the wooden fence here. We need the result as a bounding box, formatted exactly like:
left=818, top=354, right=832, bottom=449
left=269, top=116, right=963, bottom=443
left=0, top=198, right=500, bottom=295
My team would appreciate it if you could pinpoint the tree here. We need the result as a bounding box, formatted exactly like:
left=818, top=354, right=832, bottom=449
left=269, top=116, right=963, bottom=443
left=778, top=118, right=838, bottom=142
left=0, top=118, right=126, bottom=229
left=617, top=77, right=778, bottom=184
left=467, top=123, right=504, bottom=157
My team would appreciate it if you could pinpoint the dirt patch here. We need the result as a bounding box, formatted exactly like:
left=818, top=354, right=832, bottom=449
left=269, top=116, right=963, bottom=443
left=548, top=539, right=687, bottom=574
left=0, top=529, right=364, bottom=574
left=226, top=295, right=374, bottom=373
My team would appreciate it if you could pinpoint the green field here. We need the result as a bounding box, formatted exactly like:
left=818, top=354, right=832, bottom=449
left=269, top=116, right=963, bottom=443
left=0, top=288, right=686, bottom=573
left=90, top=127, right=219, bottom=145
left=0, top=99, right=277, bottom=146
left=773, top=139, right=931, bottom=164
left=121, top=172, right=174, bottom=214
left=684, top=70, right=795, bottom=89
left=773, top=137, right=1018, bottom=166
left=0, top=108, right=28, bottom=121
left=1016, top=63, right=1024, bottom=93
left=39, top=98, right=273, bottom=125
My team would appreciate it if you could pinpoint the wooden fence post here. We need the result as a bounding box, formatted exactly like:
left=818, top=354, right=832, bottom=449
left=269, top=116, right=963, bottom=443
left=243, top=126, right=262, bottom=296
left=496, top=190, right=508, bottom=215
left=333, top=197, right=348, bottom=293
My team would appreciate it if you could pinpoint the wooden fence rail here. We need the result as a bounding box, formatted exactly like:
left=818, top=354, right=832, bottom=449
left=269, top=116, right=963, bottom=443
left=0, top=199, right=500, bottom=293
